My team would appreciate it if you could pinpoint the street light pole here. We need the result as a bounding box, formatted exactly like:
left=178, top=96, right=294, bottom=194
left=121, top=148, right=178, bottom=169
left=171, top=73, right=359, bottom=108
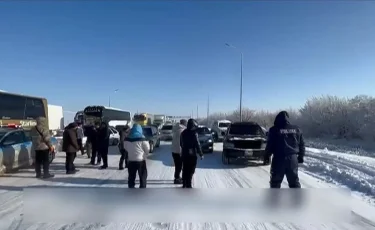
left=226, top=43, right=243, bottom=122
left=240, top=52, right=243, bottom=122
left=108, top=89, right=119, bottom=107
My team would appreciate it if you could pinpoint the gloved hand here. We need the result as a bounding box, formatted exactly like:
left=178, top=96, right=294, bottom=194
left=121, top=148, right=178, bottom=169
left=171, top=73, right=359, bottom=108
left=297, top=156, right=304, bottom=164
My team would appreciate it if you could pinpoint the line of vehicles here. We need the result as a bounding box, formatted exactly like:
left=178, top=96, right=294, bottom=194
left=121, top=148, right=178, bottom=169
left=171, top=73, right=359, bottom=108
left=73, top=107, right=270, bottom=164
left=0, top=89, right=269, bottom=174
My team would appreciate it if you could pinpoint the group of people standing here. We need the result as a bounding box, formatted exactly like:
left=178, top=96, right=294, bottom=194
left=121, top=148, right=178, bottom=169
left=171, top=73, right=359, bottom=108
left=61, top=121, right=111, bottom=174
left=171, top=119, right=204, bottom=188
left=31, top=110, right=305, bottom=190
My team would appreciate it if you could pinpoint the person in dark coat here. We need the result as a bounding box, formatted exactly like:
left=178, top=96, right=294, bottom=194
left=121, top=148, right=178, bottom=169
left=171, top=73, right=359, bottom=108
left=264, top=111, right=305, bottom=188
left=118, top=125, right=130, bottom=170
left=89, top=122, right=101, bottom=165
left=98, top=121, right=110, bottom=169
left=62, top=122, right=80, bottom=174
left=180, top=119, right=204, bottom=188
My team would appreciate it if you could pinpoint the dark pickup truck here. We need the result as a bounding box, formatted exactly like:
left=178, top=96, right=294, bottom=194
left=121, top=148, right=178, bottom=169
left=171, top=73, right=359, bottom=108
left=142, top=125, right=161, bottom=153
left=222, top=122, right=268, bottom=165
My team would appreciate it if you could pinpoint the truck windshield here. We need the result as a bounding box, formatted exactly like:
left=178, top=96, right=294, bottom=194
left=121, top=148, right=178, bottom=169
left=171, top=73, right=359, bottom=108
left=142, top=128, right=152, bottom=137
left=161, top=125, right=173, bottom=130
left=229, top=124, right=263, bottom=136
left=219, top=123, right=230, bottom=128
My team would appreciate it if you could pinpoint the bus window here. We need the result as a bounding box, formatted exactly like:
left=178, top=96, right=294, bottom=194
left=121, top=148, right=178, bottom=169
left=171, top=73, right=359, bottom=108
left=0, top=94, right=26, bottom=120
left=25, top=98, right=45, bottom=119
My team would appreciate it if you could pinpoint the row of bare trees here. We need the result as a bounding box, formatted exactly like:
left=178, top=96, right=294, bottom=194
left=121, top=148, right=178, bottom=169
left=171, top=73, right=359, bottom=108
left=198, top=95, right=375, bottom=141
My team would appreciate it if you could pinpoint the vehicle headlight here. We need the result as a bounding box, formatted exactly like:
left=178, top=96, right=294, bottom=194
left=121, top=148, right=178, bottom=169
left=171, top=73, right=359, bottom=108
left=207, top=139, right=212, bottom=143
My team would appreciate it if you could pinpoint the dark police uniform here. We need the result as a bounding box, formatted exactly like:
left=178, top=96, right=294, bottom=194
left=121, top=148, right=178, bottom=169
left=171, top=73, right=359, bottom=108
left=180, top=119, right=203, bottom=188
left=265, top=111, right=305, bottom=188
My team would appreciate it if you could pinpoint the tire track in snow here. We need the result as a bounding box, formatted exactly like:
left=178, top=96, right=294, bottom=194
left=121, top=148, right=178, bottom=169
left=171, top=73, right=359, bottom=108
left=301, top=149, right=375, bottom=198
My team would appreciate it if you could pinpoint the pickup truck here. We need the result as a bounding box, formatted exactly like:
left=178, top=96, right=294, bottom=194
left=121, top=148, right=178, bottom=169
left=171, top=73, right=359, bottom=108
left=222, top=122, right=268, bottom=165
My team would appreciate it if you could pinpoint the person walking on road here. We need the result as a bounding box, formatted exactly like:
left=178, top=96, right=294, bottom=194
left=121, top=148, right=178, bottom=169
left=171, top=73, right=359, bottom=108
left=119, top=125, right=130, bottom=170
left=98, top=121, right=110, bottom=170
left=124, top=124, right=150, bottom=188
left=180, top=119, right=204, bottom=188
left=77, top=123, right=85, bottom=155
left=264, top=111, right=305, bottom=188
left=89, top=122, right=101, bottom=165
left=171, top=119, right=187, bottom=184
left=30, top=117, right=55, bottom=179
left=62, top=122, right=80, bottom=174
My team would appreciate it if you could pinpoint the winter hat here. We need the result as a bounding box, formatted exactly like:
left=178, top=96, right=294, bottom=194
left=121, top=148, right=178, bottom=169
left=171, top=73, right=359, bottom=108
left=180, top=119, right=187, bottom=127
left=128, top=124, right=145, bottom=139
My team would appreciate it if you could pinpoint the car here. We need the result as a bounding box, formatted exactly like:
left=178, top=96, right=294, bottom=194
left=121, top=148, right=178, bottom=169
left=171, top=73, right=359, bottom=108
left=222, top=121, right=268, bottom=165
left=160, top=124, right=173, bottom=141
left=197, top=125, right=214, bottom=153
left=109, top=126, right=120, bottom=146
left=54, top=129, right=88, bottom=152
left=0, top=125, right=58, bottom=174
left=211, top=120, right=231, bottom=142
left=142, top=125, right=161, bottom=153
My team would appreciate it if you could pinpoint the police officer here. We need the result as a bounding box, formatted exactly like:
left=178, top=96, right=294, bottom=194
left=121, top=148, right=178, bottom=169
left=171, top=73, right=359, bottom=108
left=180, top=119, right=204, bottom=188
left=264, top=111, right=305, bottom=188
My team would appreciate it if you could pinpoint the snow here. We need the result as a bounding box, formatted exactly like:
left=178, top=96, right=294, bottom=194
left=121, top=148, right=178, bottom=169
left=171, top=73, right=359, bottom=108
left=1, top=142, right=375, bottom=229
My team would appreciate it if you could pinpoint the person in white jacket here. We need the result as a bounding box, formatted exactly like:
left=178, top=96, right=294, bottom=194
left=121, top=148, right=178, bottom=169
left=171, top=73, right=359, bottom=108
left=124, top=124, right=150, bottom=188
left=171, top=119, right=187, bottom=184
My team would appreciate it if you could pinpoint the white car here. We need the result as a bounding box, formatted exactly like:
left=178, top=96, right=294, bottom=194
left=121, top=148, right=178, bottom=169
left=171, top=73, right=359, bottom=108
left=54, top=129, right=87, bottom=151
left=109, top=127, right=120, bottom=146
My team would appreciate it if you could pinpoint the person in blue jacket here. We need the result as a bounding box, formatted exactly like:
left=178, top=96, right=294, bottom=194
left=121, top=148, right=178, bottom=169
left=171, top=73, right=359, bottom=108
left=264, top=111, right=305, bottom=188
left=124, top=124, right=150, bottom=188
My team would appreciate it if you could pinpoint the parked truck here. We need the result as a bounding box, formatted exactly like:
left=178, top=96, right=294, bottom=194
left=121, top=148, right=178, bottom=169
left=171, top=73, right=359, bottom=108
left=154, top=114, right=166, bottom=128
left=48, top=104, right=64, bottom=132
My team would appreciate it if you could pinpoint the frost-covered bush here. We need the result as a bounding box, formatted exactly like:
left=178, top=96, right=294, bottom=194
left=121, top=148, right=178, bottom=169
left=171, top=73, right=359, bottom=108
left=198, top=94, right=375, bottom=142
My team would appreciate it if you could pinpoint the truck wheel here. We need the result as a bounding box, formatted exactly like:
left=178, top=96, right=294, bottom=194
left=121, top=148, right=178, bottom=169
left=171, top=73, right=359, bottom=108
left=156, top=139, right=160, bottom=147
left=113, top=139, right=119, bottom=146
left=208, top=148, right=214, bottom=154
left=149, top=142, right=154, bottom=153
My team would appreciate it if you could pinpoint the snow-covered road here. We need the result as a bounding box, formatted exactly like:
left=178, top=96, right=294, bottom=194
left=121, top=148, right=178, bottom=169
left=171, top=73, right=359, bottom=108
left=1, top=142, right=375, bottom=230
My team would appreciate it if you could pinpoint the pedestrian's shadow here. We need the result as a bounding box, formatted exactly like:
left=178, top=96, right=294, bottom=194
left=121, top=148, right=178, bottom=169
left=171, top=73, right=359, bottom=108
left=147, top=150, right=249, bottom=169
left=42, top=176, right=174, bottom=186
left=51, top=162, right=118, bottom=170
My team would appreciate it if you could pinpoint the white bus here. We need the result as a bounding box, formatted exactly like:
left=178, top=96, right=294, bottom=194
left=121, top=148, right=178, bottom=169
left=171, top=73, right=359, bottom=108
left=83, top=106, right=131, bottom=128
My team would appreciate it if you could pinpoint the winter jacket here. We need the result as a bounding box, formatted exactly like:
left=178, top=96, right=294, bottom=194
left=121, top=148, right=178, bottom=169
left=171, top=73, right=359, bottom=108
left=62, top=123, right=80, bottom=153
left=171, top=123, right=186, bottom=154
left=124, top=124, right=150, bottom=162
left=265, top=111, right=305, bottom=159
left=97, top=122, right=110, bottom=152
left=180, top=119, right=203, bottom=158
left=30, top=117, right=52, bottom=151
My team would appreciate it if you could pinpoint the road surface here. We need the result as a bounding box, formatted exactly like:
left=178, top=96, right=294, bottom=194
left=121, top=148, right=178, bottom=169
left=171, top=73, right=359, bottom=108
left=1, top=142, right=375, bottom=230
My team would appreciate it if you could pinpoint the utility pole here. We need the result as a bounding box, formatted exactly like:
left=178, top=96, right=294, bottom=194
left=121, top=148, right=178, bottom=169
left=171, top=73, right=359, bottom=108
left=207, top=94, right=210, bottom=127
left=196, top=105, right=199, bottom=120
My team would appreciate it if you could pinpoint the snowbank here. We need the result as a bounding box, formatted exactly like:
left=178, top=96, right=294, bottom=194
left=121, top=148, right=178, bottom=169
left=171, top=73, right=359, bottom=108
left=301, top=147, right=375, bottom=202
